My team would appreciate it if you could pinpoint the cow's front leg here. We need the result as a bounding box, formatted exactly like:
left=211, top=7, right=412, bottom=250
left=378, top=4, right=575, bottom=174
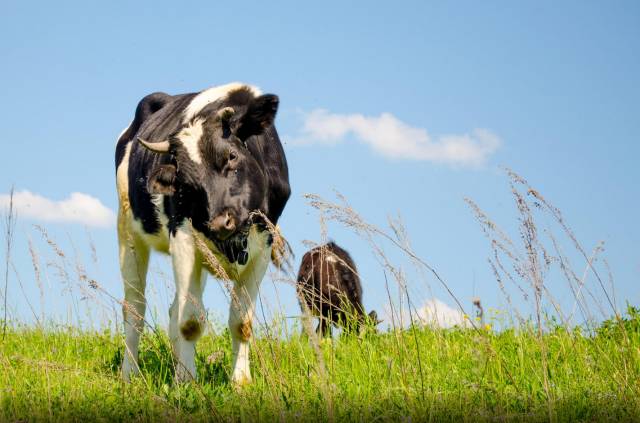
left=228, top=229, right=271, bottom=385
left=169, top=224, right=206, bottom=383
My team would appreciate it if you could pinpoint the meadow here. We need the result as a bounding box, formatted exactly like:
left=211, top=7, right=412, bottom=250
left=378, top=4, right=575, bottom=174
left=1, top=170, right=638, bottom=422
left=1, top=314, right=639, bottom=422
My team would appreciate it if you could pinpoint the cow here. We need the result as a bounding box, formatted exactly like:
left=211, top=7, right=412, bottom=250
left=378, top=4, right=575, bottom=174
left=114, top=82, right=290, bottom=384
left=296, top=242, right=379, bottom=336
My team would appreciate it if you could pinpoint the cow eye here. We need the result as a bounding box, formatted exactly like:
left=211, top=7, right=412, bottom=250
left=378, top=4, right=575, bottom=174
left=229, top=151, right=238, bottom=162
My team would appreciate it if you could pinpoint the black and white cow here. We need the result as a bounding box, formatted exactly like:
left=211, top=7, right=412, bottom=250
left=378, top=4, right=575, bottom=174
left=115, top=83, right=290, bottom=384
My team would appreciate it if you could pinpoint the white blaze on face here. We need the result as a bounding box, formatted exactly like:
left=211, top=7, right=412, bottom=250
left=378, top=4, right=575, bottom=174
left=177, top=118, right=205, bottom=164
left=183, top=82, right=262, bottom=124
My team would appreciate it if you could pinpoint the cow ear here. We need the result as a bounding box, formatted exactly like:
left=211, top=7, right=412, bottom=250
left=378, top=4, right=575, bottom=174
left=235, top=94, right=279, bottom=140
left=148, top=164, right=176, bottom=195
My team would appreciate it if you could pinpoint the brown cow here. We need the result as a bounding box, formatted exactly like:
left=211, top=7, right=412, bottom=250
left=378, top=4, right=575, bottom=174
left=296, top=242, right=379, bottom=336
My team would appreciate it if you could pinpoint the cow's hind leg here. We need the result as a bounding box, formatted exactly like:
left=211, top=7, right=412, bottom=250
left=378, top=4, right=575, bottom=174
left=169, top=224, right=206, bottom=383
left=316, top=316, right=332, bottom=337
left=119, top=234, right=150, bottom=381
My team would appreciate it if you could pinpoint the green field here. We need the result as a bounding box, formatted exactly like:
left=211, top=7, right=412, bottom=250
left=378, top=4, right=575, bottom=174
left=1, top=311, right=639, bottom=422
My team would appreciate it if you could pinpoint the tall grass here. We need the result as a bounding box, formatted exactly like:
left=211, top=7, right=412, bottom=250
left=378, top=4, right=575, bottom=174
left=0, top=169, right=638, bottom=422
left=1, top=318, right=638, bottom=421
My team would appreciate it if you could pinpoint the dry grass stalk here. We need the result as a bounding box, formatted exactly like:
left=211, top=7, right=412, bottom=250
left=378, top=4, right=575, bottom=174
left=249, top=210, right=294, bottom=272
left=10, top=260, right=40, bottom=326
left=505, top=168, right=616, bottom=316
left=28, top=237, right=45, bottom=323
left=465, top=168, right=636, bottom=418
left=3, top=186, right=16, bottom=339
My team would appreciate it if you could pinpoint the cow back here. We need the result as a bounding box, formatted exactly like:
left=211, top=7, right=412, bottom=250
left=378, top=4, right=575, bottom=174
left=297, top=242, right=364, bottom=318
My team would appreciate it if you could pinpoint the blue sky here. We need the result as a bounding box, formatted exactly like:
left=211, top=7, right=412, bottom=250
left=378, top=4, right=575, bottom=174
left=1, top=1, right=638, bottom=329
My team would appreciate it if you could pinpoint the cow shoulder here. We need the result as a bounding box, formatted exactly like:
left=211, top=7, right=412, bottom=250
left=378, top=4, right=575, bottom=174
left=244, top=126, right=290, bottom=225
left=124, top=93, right=196, bottom=235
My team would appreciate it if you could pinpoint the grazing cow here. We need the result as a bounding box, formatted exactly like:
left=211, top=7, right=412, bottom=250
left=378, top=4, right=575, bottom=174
left=296, top=242, right=379, bottom=336
left=115, top=82, right=290, bottom=384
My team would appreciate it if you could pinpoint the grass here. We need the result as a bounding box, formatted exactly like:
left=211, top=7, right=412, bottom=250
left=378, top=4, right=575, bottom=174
left=1, top=168, right=639, bottom=421
left=1, top=315, right=639, bottom=422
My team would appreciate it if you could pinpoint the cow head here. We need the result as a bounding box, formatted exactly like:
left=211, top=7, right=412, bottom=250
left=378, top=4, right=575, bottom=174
left=138, top=91, right=279, bottom=247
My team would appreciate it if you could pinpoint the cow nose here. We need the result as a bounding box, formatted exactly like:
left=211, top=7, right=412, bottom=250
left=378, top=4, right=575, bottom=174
left=210, top=210, right=236, bottom=240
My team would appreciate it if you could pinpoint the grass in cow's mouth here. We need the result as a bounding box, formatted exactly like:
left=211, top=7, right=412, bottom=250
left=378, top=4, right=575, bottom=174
left=1, top=170, right=638, bottom=422
left=213, top=227, right=250, bottom=265
left=210, top=215, right=274, bottom=265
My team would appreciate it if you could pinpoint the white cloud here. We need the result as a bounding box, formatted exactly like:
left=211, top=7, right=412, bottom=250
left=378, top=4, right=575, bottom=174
left=0, top=190, right=116, bottom=228
left=287, top=109, right=501, bottom=167
left=384, top=298, right=471, bottom=329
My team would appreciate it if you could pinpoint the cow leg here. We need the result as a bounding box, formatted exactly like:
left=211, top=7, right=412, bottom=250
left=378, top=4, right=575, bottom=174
left=316, top=307, right=333, bottom=337
left=228, top=229, right=271, bottom=385
left=169, top=224, right=206, bottom=383
left=119, top=233, right=150, bottom=381
left=228, top=279, right=260, bottom=385
left=318, top=317, right=333, bottom=337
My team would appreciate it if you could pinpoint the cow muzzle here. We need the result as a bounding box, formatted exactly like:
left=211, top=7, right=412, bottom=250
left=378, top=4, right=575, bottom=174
left=208, top=210, right=237, bottom=240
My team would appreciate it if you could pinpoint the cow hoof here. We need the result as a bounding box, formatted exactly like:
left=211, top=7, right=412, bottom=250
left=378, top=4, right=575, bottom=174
left=174, top=366, right=197, bottom=384
left=122, top=370, right=136, bottom=383
left=122, top=359, right=140, bottom=382
left=232, top=373, right=252, bottom=387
